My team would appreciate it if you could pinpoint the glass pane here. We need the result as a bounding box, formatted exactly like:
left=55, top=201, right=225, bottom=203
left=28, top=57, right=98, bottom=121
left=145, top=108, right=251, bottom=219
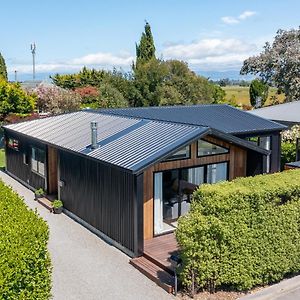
left=165, top=145, right=190, bottom=161
left=38, top=162, right=45, bottom=176
left=207, top=163, right=228, bottom=184
left=198, top=140, right=228, bottom=156
left=187, top=167, right=205, bottom=185
left=154, top=172, right=163, bottom=235
left=31, top=148, right=38, bottom=172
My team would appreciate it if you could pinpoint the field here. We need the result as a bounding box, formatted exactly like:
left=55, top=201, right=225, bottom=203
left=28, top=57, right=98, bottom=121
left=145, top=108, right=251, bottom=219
left=222, top=86, right=285, bottom=106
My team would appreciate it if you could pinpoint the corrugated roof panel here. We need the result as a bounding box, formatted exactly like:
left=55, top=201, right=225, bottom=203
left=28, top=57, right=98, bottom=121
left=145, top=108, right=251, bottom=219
left=249, top=101, right=300, bottom=124
left=4, top=111, right=209, bottom=173
left=101, top=104, right=285, bottom=134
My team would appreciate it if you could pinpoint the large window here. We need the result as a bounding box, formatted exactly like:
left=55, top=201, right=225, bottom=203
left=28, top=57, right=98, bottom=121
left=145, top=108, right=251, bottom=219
left=31, top=147, right=45, bottom=176
left=154, top=162, right=228, bottom=235
left=198, top=139, right=229, bottom=157
left=164, top=145, right=190, bottom=161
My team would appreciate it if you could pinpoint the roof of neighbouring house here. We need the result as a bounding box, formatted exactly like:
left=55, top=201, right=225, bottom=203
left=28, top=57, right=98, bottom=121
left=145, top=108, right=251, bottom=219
left=101, top=104, right=286, bottom=135
left=249, top=101, right=300, bottom=125
left=3, top=105, right=275, bottom=173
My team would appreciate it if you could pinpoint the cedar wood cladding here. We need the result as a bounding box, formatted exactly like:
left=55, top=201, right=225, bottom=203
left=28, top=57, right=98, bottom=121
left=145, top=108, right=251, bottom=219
left=143, top=135, right=247, bottom=240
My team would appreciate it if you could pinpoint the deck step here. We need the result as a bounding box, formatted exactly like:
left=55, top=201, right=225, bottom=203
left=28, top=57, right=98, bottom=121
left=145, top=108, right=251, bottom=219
left=37, top=197, right=53, bottom=212
left=130, top=256, right=175, bottom=293
left=143, top=250, right=175, bottom=275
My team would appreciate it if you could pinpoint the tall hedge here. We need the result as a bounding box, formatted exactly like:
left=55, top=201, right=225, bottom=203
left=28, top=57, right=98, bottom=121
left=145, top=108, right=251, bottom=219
left=176, top=170, right=300, bottom=292
left=0, top=180, right=51, bottom=299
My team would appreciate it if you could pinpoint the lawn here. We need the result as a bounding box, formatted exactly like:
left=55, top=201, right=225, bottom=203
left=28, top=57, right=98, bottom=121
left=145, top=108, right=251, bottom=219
left=222, top=85, right=285, bottom=106
left=0, top=148, right=5, bottom=168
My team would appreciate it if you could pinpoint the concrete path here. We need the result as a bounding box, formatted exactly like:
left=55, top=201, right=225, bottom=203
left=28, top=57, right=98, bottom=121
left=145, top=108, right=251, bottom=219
left=239, top=275, right=300, bottom=300
left=0, top=171, right=174, bottom=300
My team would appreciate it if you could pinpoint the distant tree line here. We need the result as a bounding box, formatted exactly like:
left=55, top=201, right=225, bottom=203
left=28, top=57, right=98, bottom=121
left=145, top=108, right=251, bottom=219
left=52, top=22, right=226, bottom=108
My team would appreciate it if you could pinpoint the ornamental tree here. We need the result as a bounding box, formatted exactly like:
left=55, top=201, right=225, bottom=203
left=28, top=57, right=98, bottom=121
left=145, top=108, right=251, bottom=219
left=241, top=27, right=300, bottom=101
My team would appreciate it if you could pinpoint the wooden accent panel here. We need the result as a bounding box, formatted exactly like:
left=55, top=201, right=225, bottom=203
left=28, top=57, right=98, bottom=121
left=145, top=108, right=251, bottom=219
left=47, top=146, right=58, bottom=194
left=143, top=135, right=247, bottom=240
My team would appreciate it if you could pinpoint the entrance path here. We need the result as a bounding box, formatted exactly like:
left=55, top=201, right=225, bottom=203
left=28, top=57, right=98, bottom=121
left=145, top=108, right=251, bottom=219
left=0, top=171, right=174, bottom=300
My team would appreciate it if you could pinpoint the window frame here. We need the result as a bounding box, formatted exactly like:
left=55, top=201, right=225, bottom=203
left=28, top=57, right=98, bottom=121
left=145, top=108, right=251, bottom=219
left=197, top=139, right=229, bottom=158
left=31, top=146, right=46, bottom=177
left=163, top=145, right=191, bottom=162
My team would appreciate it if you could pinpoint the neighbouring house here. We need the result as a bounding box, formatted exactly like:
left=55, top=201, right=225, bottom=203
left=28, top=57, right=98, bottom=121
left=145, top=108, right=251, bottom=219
left=250, top=100, right=300, bottom=127
left=3, top=105, right=285, bottom=259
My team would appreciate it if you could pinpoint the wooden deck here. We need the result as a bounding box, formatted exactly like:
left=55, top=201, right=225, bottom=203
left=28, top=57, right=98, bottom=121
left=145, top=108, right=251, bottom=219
left=130, top=233, right=179, bottom=293
left=144, top=233, right=179, bottom=272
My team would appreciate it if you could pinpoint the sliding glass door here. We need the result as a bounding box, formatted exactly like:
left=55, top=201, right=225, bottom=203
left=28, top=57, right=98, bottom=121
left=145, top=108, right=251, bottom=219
left=154, top=162, right=228, bottom=235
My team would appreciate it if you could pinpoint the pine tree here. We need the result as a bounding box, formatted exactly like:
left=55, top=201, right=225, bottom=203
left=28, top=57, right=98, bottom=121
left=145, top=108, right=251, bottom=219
left=0, top=52, right=7, bottom=80
left=135, top=22, right=156, bottom=66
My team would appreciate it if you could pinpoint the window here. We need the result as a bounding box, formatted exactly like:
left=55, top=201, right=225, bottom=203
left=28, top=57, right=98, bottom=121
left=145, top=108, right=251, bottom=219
left=165, top=145, right=190, bottom=161
left=23, top=153, right=29, bottom=165
left=198, top=139, right=228, bottom=157
left=8, top=138, right=19, bottom=150
left=206, top=162, right=228, bottom=183
left=31, top=147, right=45, bottom=176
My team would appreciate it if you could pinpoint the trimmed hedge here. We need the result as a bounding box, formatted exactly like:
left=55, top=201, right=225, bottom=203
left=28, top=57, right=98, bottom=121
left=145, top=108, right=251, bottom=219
left=176, top=170, right=300, bottom=293
left=0, top=180, right=51, bottom=299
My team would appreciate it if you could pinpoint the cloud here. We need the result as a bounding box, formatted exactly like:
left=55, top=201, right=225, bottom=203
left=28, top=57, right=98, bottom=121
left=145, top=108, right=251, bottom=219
left=221, top=10, right=257, bottom=24
left=8, top=51, right=134, bottom=74
left=163, top=38, right=257, bottom=71
left=221, top=16, right=239, bottom=25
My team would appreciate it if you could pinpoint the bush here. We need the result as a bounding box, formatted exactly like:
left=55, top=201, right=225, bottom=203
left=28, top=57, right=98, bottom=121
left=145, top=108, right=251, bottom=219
left=176, top=170, right=300, bottom=293
left=53, top=199, right=63, bottom=208
left=281, top=142, right=296, bottom=168
left=0, top=180, right=51, bottom=299
left=0, top=80, right=36, bottom=120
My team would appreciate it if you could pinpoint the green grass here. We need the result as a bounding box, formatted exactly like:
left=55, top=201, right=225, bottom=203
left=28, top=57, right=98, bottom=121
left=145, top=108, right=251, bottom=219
left=222, top=85, right=285, bottom=106
left=0, top=148, right=5, bottom=169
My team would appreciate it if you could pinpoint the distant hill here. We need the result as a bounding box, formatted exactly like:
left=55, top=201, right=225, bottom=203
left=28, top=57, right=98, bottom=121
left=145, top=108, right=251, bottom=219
left=10, top=70, right=255, bottom=83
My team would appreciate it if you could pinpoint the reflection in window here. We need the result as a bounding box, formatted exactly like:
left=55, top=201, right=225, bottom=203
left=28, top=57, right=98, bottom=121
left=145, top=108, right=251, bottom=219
left=31, top=147, right=45, bottom=176
left=165, top=145, right=190, bottom=161
left=206, top=163, right=228, bottom=183
left=198, top=139, right=228, bottom=157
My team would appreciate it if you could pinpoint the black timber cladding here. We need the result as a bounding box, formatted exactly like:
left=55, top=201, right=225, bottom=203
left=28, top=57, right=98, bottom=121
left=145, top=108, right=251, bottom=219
left=59, top=149, right=140, bottom=255
left=101, top=104, right=286, bottom=135
left=5, top=131, right=46, bottom=190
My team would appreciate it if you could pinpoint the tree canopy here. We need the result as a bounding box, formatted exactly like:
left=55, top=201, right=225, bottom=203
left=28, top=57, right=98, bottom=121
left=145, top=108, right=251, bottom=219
left=0, top=52, right=7, bottom=81
left=52, top=22, right=226, bottom=109
left=0, top=80, right=35, bottom=120
left=241, top=27, right=300, bottom=101
left=135, top=22, right=156, bottom=66
left=249, top=79, right=269, bottom=107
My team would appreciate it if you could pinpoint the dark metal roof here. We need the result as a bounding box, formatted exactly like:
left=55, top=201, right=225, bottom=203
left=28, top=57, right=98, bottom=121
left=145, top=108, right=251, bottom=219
left=3, top=111, right=210, bottom=173
left=101, top=104, right=286, bottom=135
left=250, top=101, right=300, bottom=124
left=285, top=161, right=300, bottom=168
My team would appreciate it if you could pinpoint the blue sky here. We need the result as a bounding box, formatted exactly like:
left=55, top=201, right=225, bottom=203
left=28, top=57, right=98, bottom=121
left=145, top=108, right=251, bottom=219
left=1, top=0, right=299, bottom=80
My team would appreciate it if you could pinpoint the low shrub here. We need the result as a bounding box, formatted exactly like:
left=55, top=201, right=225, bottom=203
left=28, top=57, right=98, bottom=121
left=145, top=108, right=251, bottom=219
left=176, top=170, right=300, bottom=293
left=0, top=180, right=51, bottom=299
left=281, top=141, right=296, bottom=168
left=53, top=199, right=63, bottom=208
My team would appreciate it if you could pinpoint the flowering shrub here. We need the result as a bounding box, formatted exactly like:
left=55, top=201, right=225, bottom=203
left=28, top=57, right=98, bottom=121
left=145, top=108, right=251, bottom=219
left=281, top=125, right=300, bottom=143
left=35, top=84, right=81, bottom=114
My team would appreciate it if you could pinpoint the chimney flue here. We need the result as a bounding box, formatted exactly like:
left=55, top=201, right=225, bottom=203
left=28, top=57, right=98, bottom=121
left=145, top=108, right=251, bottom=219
left=91, top=121, right=98, bottom=149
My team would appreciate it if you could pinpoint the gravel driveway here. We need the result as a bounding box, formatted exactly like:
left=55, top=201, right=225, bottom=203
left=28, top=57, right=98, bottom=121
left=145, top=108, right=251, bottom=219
left=0, top=171, right=174, bottom=300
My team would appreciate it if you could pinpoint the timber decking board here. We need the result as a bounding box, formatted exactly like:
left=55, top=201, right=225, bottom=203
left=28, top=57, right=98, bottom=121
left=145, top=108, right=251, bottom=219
left=144, top=233, right=179, bottom=272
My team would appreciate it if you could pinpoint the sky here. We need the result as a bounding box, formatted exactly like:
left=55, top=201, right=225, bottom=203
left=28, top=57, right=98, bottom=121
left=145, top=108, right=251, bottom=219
left=1, top=0, right=299, bottom=81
